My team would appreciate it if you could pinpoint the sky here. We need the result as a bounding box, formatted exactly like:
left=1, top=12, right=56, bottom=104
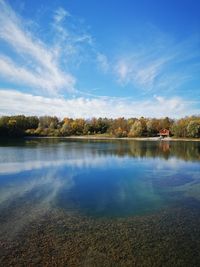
left=0, top=0, right=199, bottom=118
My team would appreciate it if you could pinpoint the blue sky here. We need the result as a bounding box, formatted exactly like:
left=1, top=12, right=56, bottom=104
left=0, top=0, right=199, bottom=118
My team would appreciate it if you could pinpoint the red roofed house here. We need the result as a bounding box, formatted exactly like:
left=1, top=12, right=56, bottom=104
left=159, top=129, right=170, bottom=138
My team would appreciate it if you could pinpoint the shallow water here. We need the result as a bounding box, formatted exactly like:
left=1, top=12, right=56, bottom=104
left=0, top=138, right=200, bottom=266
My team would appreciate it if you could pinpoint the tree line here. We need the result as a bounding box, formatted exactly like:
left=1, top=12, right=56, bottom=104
left=0, top=115, right=199, bottom=138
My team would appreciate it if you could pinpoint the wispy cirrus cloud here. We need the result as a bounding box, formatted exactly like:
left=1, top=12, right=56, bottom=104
left=51, top=5, right=94, bottom=63
left=113, top=33, right=200, bottom=94
left=54, top=7, right=71, bottom=23
left=0, top=0, right=199, bottom=118
left=96, top=53, right=109, bottom=73
left=0, top=0, right=93, bottom=95
left=0, top=89, right=198, bottom=118
left=0, top=55, right=75, bottom=94
left=115, top=57, right=167, bottom=88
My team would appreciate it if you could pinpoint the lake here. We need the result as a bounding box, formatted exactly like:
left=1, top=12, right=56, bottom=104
left=0, top=138, right=200, bottom=266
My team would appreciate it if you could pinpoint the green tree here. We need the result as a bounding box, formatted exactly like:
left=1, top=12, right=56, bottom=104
left=187, top=121, right=200, bottom=138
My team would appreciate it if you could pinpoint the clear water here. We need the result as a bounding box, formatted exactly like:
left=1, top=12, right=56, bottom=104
left=0, top=139, right=199, bottom=218
left=1, top=138, right=200, bottom=266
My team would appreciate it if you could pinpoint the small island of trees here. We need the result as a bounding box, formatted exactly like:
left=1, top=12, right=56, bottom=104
left=0, top=115, right=199, bottom=138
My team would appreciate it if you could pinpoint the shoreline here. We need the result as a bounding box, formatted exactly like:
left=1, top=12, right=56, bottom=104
left=25, top=136, right=200, bottom=142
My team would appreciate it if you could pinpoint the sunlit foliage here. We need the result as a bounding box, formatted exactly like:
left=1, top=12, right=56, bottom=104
left=0, top=115, right=199, bottom=138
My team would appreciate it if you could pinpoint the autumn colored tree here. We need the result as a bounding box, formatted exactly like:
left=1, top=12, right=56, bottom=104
left=187, top=121, right=200, bottom=138
left=128, top=120, right=143, bottom=137
left=0, top=115, right=199, bottom=138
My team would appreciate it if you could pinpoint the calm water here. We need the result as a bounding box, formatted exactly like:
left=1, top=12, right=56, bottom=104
left=0, top=139, right=199, bottom=217
left=0, top=138, right=200, bottom=266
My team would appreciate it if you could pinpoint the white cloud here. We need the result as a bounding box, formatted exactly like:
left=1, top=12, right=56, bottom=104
left=0, top=0, right=76, bottom=95
left=0, top=55, right=75, bottom=94
left=52, top=6, right=94, bottom=53
left=0, top=89, right=198, bottom=118
left=54, top=7, right=70, bottom=23
left=116, top=61, right=129, bottom=80
left=115, top=55, right=169, bottom=89
left=114, top=33, right=199, bottom=94
left=96, top=53, right=109, bottom=72
left=0, top=0, right=199, bottom=117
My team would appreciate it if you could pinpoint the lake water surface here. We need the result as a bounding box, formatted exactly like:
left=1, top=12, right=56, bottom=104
left=0, top=139, right=200, bottom=266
